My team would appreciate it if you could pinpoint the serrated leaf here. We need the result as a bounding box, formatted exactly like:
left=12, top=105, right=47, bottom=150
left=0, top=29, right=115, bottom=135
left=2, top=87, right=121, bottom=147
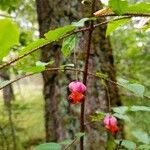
left=75, top=132, right=85, bottom=139
left=113, top=113, right=130, bottom=121
left=106, top=18, right=130, bottom=36
left=124, top=2, right=150, bottom=14
left=108, top=0, right=128, bottom=14
left=132, top=131, right=150, bottom=144
left=0, top=19, right=19, bottom=59
left=61, top=35, right=76, bottom=57
left=44, top=25, right=76, bottom=41
left=33, top=143, right=61, bottom=150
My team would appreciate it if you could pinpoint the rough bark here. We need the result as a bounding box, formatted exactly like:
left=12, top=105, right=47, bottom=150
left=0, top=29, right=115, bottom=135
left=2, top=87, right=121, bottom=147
left=36, top=0, right=82, bottom=142
left=0, top=71, right=16, bottom=150
left=83, top=1, right=121, bottom=150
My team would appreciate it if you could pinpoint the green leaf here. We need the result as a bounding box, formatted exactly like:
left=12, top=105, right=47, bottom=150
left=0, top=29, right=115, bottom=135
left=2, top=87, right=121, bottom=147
left=108, top=0, right=128, bottom=14
left=118, top=78, right=145, bottom=97
left=33, top=143, right=61, bottom=150
left=106, top=18, right=130, bottom=36
left=19, top=38, right=49, bottom=56
left=44, top=25, right=76, bottom=41
left=130, top=106, right=150, bottom=112
left=72, top=18, right=90, bottom=27
left=112, top=106, right=128, bottom=114
left=124, top=2, right=150, bottom=14
left=60, top=139, right=73, bottom=145
left=113, top=113, right=130, bottom=121
left=23, top=66, right=45, bottom=73
left=0, top=19, right=19, bottom=59
left=61, top=35, right=77, bottom=57
left=75, top=132, right=85, bottom=139
left=120, top=140, right=136, bottom=149
left=132, top=131, right=150, bottom=144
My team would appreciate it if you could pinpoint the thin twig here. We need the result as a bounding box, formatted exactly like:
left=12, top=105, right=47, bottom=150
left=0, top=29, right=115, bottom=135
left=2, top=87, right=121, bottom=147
left=97, top=13, right=150, bottom=17
left=0, top=14, right=14, bottom=18
left=63, top=138, right=78, bottom=150
left=0, top=67, right=150, bottom=100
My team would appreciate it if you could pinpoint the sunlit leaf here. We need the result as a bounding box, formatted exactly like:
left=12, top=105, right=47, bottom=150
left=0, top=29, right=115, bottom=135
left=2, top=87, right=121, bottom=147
left=0, top=19, right=19, bottom=59
left=108, top=0, right=128, bottom=14
left=19, top=38, right=49, bottom=56
left=106, top=18, right=130, bottom=36
left=124, top=2, right=150, bottom=14
left=44, top=25, right=76, bottom=41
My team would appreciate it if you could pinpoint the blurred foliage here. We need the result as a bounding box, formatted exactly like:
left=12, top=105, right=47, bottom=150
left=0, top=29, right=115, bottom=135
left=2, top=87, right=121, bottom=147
left=0, top=87, right=44, bottom=150
left=0, top=0, right=150, bottom=149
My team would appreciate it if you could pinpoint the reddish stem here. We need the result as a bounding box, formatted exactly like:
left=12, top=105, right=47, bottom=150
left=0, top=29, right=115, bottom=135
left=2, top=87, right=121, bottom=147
left=80, top=1, right=95, bottom=150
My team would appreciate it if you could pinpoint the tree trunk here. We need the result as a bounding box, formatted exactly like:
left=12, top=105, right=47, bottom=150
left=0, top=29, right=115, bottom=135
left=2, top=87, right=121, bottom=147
left=83, top=1, right=121, bottom=150
left=36, top=0, right=82, bottom=142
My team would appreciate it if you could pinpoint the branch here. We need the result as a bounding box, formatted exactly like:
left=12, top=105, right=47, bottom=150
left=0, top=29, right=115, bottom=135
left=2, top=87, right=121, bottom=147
left=97, top=13, right=150, bottom=17
left=64, top=138, right=78, bottom=150
left=0, top=67, right=149, bottom=100
left=0, top=14, right=14, bottom=18
left=0, top=16, right=137, bottom=70
left=0, top=67, right=149, bottom=101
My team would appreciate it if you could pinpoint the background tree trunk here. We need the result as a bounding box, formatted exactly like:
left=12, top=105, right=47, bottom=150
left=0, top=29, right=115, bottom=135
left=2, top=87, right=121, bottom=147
left=36, top=0, right=83, bottom=142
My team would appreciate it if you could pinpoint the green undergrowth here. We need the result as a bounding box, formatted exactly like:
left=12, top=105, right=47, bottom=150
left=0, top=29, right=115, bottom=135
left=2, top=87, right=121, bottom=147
left=0, top=88, right=45, bottom=150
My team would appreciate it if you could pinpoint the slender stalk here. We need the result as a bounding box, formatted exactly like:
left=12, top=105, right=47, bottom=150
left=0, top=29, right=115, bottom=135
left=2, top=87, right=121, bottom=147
left=0, top=67, right=150, bottom=100
left=64, top=138, right=78, bottom=150
left=80, top=1, right=95, bottom=150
